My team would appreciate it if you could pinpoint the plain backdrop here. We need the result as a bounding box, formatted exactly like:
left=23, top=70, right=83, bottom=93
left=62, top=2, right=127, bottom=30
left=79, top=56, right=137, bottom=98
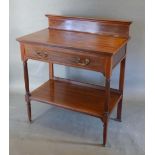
left=10, top=0, right=144, bottom=94
left=9, top=1, right=145, bottom=155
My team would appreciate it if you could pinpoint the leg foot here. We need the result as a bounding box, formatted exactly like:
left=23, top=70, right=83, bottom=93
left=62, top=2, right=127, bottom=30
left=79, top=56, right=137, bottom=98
left=117, top=99, right=122, bottom=122
left=27, top=101, right=31, bottom=123
left=110, top=118, right=122, bottom=122
left=103, top=121, right=108, bottom=146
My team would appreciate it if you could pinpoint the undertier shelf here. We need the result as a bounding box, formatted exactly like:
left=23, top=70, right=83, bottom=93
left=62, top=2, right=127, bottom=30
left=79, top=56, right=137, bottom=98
left=30, top=78, right=122, bottom=118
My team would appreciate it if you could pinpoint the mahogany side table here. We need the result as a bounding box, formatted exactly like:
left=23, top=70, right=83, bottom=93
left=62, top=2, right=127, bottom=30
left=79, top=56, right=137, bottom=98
left=17, top=15, right=132, bottom=146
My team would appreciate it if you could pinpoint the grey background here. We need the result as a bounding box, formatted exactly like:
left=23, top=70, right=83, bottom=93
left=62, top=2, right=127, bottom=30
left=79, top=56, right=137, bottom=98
left=10, top=0, right=145, bottom=155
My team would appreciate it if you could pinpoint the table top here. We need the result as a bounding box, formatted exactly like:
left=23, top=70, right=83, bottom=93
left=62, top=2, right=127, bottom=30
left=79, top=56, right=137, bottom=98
left=17, top=28, right=128, bottom=55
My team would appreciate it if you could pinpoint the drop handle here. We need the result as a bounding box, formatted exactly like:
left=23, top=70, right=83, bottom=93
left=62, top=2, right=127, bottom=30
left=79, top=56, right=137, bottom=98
left=76, top=57, right=90, bottom=66
left=36, top=51, right=48, bottom=58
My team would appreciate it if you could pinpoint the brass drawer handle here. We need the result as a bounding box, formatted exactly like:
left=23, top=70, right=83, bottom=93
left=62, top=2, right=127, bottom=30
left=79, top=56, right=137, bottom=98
left=36, top=51, right=48, bottom=58
left=76, top=57, right=90, bottom=66
left=43, top=52, right=48, bottom=58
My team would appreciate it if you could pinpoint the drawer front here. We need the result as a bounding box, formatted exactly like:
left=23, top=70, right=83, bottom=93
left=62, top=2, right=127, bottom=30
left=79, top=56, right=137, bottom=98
left=25, top=45, right=106, bottom=72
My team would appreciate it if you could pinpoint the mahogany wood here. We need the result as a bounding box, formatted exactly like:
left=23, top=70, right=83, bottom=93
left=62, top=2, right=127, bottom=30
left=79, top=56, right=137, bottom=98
left=24, top=44, right=107, bottom=74
left=103, top=121, right=108, bottom=146
left=46, top=15, right=131, bottom=38
left=16, top=29, right=129, bottom=56
left=30, top=79, right=122, bottom=118
left=17, top=14, right=131, bottom=146
left=102, top=77, right=110, bottom=146
left=113, top=45, right=126, bottom=69
left=49, top=62, right=54, bottom=79
left=117, top=56, right=126, bottom=121
left=23, top=60, right=31, bottom=122
left=26, top=101, right=31, bottom=123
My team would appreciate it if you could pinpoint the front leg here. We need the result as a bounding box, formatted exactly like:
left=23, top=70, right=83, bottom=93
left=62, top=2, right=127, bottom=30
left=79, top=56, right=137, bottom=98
left=102, top=115, right=109, bottom=146
left=117, top=57, right=126, bottom=121
left=102, top=78, right=110, bottom=146
left=23, top=60, right=31, bottom=122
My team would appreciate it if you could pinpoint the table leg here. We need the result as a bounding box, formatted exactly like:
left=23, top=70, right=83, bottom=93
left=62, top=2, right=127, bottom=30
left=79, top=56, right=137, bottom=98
left=103, top=120, right=108, bottom=146
left=103, top=78, right=110, bottom=146
left=26, top=101, right=31, bottom=122
left=49, top=62, right=54, bottom=79
left=23, top=60, right=31, bottom=122
left=117, top=57, right=126, bottom=121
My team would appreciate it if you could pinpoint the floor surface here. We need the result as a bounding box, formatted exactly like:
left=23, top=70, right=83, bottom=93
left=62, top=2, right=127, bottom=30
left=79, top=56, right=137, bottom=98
left=10, top=91, right=144, bottom=155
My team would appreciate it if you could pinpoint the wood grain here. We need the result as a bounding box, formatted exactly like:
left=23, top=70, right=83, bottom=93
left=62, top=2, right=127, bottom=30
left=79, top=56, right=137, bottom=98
left=17, top=29, right=129, bottom=55
left=23, top=60, right=31, bottom=122
left=46, top=14, right=132, bottom=38
left=30, top=79, right=122, bottom=118
left=113, top=45, right=126, bottom=68
left=117, top=57, right=126, bottom=121
left=49, top=62, right=54, bottom=79
left=24, top=44, right=106, bottom=73
left=17, top=14, right=131, bottom=146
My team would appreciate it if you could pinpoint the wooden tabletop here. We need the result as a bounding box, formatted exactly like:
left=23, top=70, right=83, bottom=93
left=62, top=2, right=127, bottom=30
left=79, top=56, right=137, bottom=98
left=17, top=28, right=128, bottom=55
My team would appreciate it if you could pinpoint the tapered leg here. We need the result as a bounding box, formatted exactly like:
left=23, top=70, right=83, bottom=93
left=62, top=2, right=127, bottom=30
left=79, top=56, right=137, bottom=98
left=103, top=78, right=110, bottom=146
left=23, top=60, right=31, bottom=123
left=103, top=120, right=108, bottom=146
left=27, top=101, right=31, bottom=122
left=117, top=99, right=123, bottom=122
left=117, top=57, right=126, bottom=121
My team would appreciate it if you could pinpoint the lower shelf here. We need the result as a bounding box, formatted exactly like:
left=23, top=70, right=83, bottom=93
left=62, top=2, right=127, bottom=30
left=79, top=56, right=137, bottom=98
left=30, top=78, right=122, bottom=118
